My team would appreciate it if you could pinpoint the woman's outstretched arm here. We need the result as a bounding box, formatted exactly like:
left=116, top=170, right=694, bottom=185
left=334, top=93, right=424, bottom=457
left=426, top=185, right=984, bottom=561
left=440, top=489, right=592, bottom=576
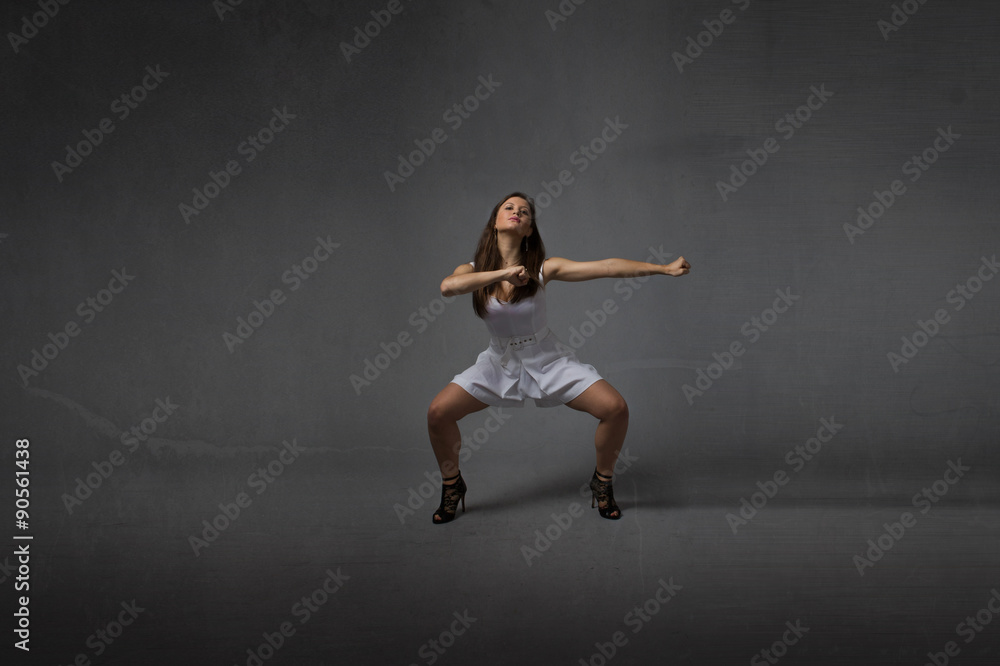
left=544, top=256, right=690, bottom=283
left=440, top=263, right=530, bottom=297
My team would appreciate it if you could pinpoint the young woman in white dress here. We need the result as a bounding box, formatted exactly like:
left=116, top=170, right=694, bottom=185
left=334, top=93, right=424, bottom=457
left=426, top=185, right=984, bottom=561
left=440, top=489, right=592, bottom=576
left=427, top=192, right=690, bottom=523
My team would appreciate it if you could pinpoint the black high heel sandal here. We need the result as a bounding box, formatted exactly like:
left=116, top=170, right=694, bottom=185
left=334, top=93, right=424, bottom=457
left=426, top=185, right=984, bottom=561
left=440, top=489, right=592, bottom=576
left=432, top=472, right=467, bottom=524
left=589, top=469, right=621, bottom=520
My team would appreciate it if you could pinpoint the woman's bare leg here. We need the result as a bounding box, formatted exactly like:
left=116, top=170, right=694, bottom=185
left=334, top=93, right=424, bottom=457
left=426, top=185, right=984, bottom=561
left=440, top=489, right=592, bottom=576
left=427, top=382, right=489, bottom=479
left=566, top=380, right=629, bottom=518
left=566, top=380, right=630, bottom=478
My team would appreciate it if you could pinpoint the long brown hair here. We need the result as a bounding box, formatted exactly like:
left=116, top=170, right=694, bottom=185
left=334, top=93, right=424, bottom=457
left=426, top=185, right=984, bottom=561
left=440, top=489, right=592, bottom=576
left=471, top=192, right=546, bottom=319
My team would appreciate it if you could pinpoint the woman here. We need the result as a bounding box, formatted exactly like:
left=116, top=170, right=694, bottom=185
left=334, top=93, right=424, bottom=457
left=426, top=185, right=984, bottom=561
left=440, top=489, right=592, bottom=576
left=427, top=192, right=690, bottom=524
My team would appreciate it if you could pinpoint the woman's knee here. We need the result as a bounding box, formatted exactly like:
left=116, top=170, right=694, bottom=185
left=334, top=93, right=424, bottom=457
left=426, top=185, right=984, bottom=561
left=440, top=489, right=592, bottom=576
left=428, top=385, right=482, bottom=429
left=427, top=396, right=451, bottom=430
left=609, top=395, right=629, bottom=422
left=589, top=394, right=628, bottom=422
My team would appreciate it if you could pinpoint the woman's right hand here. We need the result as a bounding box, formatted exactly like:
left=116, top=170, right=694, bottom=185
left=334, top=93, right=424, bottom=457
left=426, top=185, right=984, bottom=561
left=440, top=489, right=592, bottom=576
left=502, top=265, right=530, bottom=287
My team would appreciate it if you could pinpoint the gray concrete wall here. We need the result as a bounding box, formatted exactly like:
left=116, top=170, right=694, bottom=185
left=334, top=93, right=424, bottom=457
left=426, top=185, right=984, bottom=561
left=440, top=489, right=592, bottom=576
left=1, top=1, right=998, bottom=663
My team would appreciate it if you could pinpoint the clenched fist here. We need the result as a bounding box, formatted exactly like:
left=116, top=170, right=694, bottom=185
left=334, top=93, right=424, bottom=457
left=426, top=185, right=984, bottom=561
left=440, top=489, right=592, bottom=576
left=664, top=256, right=691, bottom=276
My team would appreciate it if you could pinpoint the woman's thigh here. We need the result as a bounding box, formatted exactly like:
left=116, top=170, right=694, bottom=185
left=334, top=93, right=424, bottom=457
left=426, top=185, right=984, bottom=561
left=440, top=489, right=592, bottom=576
left=428, top=382, right=490, bottom=423
left=565, top=380, right=628, bottom=420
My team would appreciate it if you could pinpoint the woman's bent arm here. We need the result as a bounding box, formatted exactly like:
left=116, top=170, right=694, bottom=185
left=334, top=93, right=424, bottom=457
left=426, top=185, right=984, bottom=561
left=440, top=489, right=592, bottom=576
left=441, top=263, right=516, bottom=297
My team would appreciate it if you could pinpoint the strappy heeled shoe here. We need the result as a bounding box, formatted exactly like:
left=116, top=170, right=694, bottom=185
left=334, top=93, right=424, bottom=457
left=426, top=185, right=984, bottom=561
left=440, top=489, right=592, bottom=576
left=432, top=472, right=467, bottom=524
left=589, top=469, right=621, bottom=520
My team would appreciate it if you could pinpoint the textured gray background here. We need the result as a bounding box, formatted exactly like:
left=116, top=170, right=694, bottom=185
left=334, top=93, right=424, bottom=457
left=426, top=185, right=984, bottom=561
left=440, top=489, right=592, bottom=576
left=1, top=0, right=998, bottom=664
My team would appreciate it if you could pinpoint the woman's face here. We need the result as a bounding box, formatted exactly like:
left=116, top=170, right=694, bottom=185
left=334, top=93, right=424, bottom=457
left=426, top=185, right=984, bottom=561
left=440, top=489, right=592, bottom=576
left=495, top=197, right=533, bottom=237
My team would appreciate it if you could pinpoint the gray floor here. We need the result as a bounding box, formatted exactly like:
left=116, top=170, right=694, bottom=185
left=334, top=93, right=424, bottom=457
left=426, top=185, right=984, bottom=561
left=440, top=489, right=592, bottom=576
left=14, top=394, right=1000, bottom=665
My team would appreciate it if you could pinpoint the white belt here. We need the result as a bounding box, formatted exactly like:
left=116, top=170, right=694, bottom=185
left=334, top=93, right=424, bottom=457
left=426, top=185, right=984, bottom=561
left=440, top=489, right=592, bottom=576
left=494, top=327, right=549, bottom=375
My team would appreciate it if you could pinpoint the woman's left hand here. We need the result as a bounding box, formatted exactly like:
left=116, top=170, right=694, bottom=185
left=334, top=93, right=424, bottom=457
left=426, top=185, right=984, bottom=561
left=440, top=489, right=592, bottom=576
left=664, top=256, right=691, bottom=276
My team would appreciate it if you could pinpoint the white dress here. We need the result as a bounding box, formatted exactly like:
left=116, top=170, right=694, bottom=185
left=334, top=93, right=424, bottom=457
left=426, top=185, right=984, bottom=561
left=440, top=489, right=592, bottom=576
left=450, top=261, right=604, bottom=407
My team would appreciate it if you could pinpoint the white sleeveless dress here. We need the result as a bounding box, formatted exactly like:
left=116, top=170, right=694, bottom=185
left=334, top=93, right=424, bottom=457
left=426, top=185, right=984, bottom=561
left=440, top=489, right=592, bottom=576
left=450, top=261, right=603, bottom=407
